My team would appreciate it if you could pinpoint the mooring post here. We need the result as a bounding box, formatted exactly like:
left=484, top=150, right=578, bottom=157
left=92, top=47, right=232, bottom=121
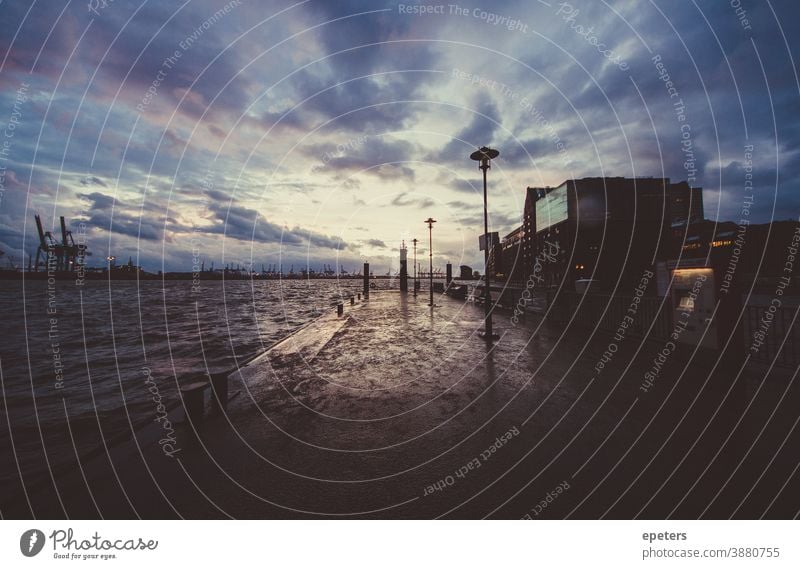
left=350, top=296, right=355, bottom=305
left=400, top=241, right=408, bottom=292
left=337, top=302, right=344, bottom=317
left=357, top=293, right=361, bottom=300
left=363, top=262, right=369, bottom=298
left=180, top=381, right=208, bottom=425
left=211, top=373, right=228, bottom=413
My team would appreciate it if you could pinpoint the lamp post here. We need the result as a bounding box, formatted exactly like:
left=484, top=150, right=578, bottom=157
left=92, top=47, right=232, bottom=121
left=412, top=238, right=418, bottom=297
left=424, top=217, right=436, bottom=307
left=470, top=146, right=500, bottom=341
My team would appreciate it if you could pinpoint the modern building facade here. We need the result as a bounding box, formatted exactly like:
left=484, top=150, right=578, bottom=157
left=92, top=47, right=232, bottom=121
left=495, top=177, right=703, bottom=292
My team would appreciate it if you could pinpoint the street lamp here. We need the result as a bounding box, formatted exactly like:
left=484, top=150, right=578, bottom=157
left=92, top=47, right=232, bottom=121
left=412, top=237, right=418, bottom=297
left=470, top=146, right=500, bottom=341
left=424, top=217, right=436, bottom=307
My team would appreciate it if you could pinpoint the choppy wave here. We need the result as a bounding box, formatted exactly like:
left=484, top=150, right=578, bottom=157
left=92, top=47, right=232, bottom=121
left=0, top=278, right=397, bottom=485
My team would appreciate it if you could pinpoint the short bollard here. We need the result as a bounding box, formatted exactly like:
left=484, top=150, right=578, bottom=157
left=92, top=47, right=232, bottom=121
left=211, top=373, right=229, bottom=413
left=180, top=381, right=208, bottom=425
left=357, top=293, right=361, bottom=300
left=337, top=303, right=344, bottom=316
left=350, top=296, right=355, bottom=305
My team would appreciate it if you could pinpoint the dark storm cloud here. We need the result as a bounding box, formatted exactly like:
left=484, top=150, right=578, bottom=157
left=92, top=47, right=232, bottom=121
left=204, top=188, right=230, bottom=203
left=390, top=193, right=434, bottom=209
left=309, top=136, right=417, bottom=180
left=448, top=179, right=481, bottom=194
left=0, top=170, right=36, bottom=255
left=249, top=106, right=312, bottom=135
left=435, top=93, right=501, bottom=165
left=498, top=136, right=562, bottom=166
left=526, top=0, right=800, bottom=222
left=446, top=200, right=476, bottom=211
left=451, top=210, right=522, bottom=237
left=284, top=1, right=443, bottom=134
left=0, top=2, right=88, bottom=82
left=1, top=0, right=799, bottom=271
left=82, top=1, right=257, bottom=123
left=287, top=70, right=417, bottom=135
left=76, top=191, right=176, bottom=242
left=206, top=202, right=345, bottom=250
left=80, top=176, right=108, bottom=187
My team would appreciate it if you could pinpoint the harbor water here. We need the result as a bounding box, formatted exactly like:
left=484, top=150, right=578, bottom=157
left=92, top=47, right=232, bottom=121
left=0, top=278, right=412, bottom=487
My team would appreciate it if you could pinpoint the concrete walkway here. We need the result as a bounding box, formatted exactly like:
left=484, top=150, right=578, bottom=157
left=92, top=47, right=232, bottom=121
left=5, top=291, right=798, bottom=519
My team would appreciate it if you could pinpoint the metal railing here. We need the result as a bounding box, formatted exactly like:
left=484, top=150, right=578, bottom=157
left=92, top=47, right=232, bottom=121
left=551, top=292, right=673, bottom=342
left=743, top=304, right=800, bottom=368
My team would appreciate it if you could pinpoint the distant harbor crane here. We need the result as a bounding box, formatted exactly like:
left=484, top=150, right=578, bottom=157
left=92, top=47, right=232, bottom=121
left=33, top=213, right=87, bottom=272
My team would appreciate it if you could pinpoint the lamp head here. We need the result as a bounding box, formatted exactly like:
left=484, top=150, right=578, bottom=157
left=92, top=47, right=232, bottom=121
left=470, top=146, right=499, bottom=164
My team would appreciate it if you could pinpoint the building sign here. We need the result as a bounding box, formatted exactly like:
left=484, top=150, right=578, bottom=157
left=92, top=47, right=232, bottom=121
left=536, top=183, right=568, bottom=232
left=479, top=232, right=499, bottom=251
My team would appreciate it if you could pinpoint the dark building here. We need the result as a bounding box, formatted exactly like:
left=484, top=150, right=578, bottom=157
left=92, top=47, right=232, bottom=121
left=668, top=181, right=704, bottom=226
left=480, top=176, right=798, bottom=357
left=675, top=219, right=799, bottom=286
left=506, top=177, right=704, bottom=292
left=521, top=186, right=539, bottom=280
left=491, top=226, right=524, bottom=284
left=664, top=219, right=799, bottom=352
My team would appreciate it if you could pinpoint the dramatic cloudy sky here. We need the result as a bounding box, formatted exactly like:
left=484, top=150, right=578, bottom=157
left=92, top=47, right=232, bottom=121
left=0, top=0, right=797, bottom=272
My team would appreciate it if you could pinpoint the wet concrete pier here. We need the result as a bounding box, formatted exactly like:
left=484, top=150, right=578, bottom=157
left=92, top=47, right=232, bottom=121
left=5, top=291, right=798, bottom=519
